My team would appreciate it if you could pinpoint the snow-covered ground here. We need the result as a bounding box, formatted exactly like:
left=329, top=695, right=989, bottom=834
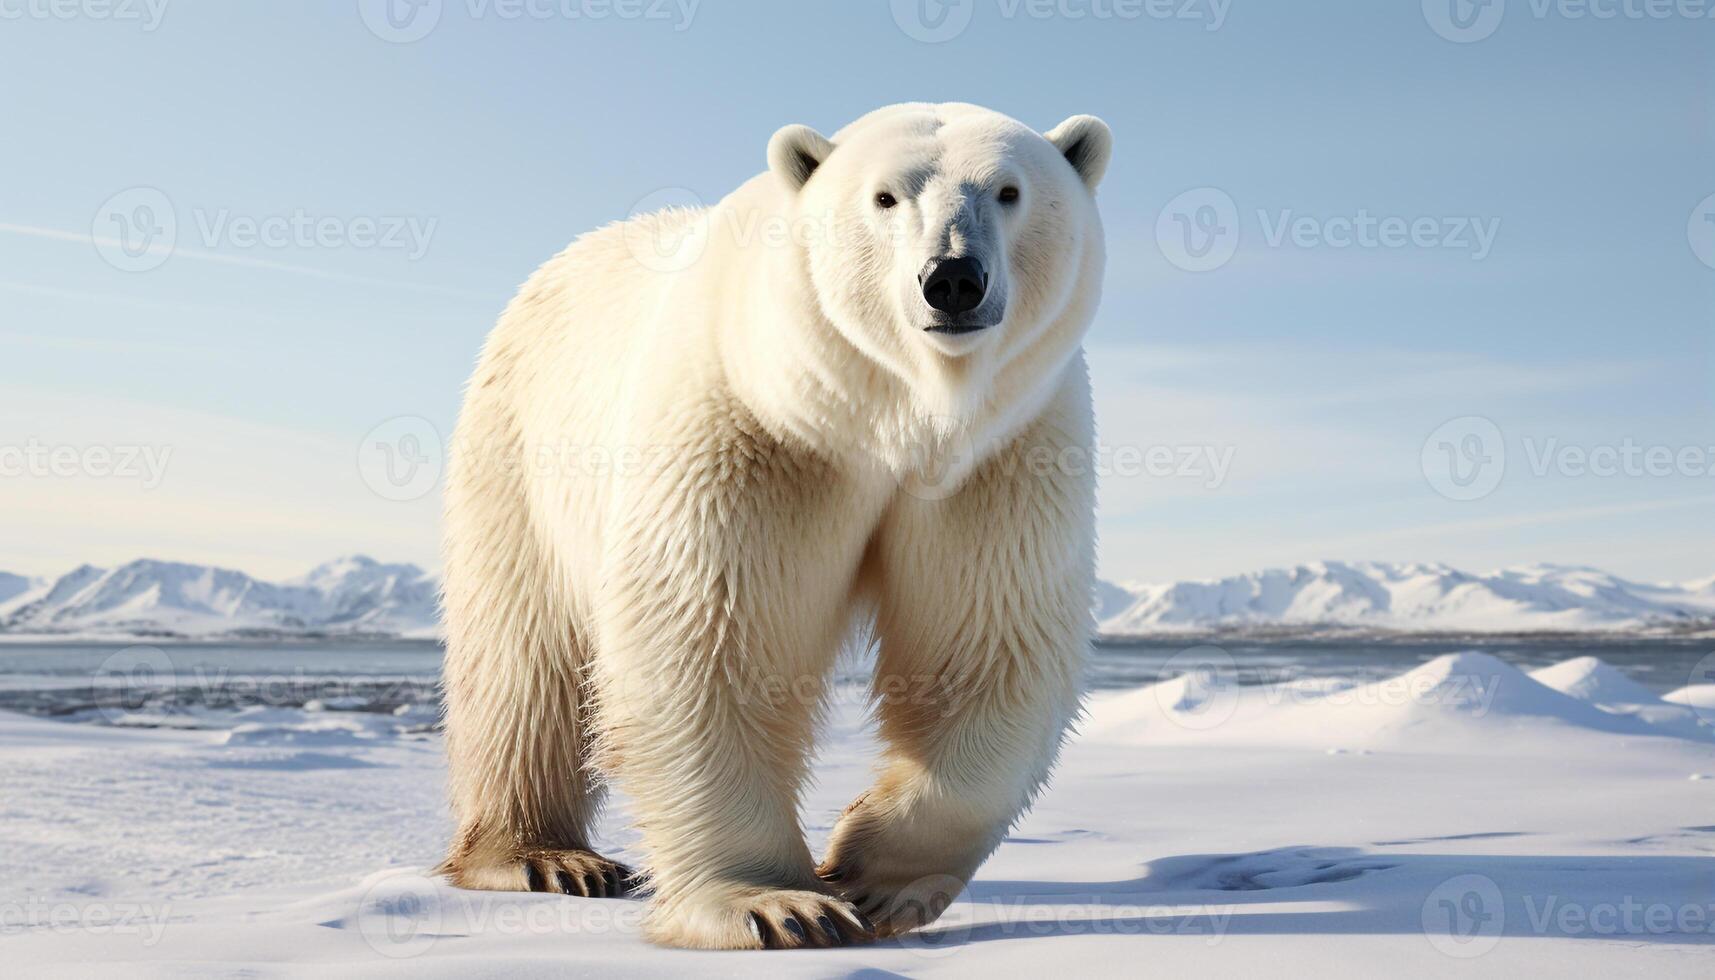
left=4, top=652, right=1714, bottom=977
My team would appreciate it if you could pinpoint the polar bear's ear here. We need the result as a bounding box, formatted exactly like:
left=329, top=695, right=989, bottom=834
left=1045, top=115, right=1113, bottom=191
left=767, top=124, right=835, bottom=192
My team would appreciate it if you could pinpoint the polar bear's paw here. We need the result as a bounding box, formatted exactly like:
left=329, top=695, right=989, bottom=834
left=646, top=886, right=876, bottom=949
left=816, top=797, right=982, bottom=937
left=816, top=863, right=967, bottom=938
left=444, top=846, right=633, bottom=898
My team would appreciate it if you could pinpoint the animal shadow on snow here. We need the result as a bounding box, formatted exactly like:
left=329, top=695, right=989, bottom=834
left=907, top=845, right=1715, bottom=948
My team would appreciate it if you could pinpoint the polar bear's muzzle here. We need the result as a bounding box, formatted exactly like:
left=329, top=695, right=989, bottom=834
left=919, top=255, right=1000, bottom=334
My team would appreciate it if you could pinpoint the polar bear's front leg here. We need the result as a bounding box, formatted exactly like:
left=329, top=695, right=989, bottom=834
left=818, top=388, right=1096, bottom=937
left=590, top=430, right=881, bottom=949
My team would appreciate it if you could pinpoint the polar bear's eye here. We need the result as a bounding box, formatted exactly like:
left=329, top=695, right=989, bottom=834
left=874, top=192, right=897, bottom=210
left=998, top=186, right=1020, bottom=204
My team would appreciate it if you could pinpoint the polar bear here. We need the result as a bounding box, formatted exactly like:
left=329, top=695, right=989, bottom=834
left=438, top=102, right=1110, bottom=949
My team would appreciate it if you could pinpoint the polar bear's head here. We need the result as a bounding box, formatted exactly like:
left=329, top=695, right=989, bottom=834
left=766, top=103, right=1110, bottom=388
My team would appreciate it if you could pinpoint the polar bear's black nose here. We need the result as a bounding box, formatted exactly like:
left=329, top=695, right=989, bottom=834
left=920, top=256, right=988, bottom=316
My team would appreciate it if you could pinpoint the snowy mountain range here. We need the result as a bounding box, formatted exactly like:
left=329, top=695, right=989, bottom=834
left=2, top=557, right=1711, bottom=640
left=1096, top=561, right=1715, bottom=636
left=0, top=557, right=438, bottom=639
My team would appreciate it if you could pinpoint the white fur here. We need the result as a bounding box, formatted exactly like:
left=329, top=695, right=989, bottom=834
left=439, top=102, right=1110, bottom=949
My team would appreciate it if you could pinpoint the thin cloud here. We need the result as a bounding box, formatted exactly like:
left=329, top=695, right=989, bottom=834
left=0, top=222, right=494, bottom=300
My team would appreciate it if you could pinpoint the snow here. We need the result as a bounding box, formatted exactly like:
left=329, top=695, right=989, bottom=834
left=1529, top=655, right=1664, bottom=706
left=0, top=556, right=438, bottom=639
left=3, top=652, right=1713, bottom=976
left=1098, top=561, right=1715, bottom=634
left=9, top=558, right=1711, bottom=640
left=1665, top=685, right=1715, bottom=712
left=0, top=571, right=37, bottom=606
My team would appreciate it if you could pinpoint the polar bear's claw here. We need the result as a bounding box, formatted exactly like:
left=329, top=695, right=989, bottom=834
left=649, top=888, right=874, bottom=949
left=521, top=849, right=633, bottom=898
left=445, top=845, right=632, bottom=898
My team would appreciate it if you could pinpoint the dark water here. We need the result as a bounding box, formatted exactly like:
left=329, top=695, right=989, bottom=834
left=1089, top=635, right=1715, bottom=694
left=0, top=636, right=1709, bottom=724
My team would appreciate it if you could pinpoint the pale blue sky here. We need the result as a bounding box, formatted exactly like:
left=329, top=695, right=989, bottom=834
left=1, top=1, right=1711, bottom=583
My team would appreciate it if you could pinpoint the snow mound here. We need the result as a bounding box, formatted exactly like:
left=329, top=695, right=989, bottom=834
left=1529, top=656, right=1662, bottom=706
left=1528, top=657, right=1710, bottom=738
left=1360, top=651, right=1627, bottom=727
left=1082, top=651, right=1708, bottom=751
left=1664, top=684, right=1715, bottom=712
